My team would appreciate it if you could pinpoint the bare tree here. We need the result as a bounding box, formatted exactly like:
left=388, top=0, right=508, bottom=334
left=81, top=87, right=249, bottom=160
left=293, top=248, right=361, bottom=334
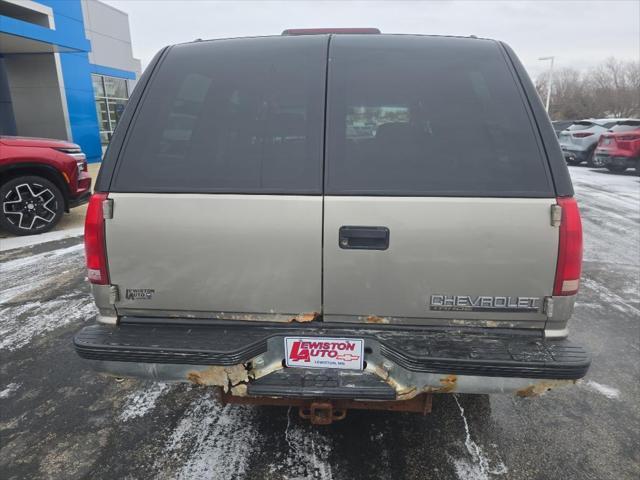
left=535, top=58, right=640, bottom=120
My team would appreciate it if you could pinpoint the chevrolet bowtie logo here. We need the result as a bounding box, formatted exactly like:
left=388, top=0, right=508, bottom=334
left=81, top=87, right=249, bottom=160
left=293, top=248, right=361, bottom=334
left=336, top=353, right=360, bottom=362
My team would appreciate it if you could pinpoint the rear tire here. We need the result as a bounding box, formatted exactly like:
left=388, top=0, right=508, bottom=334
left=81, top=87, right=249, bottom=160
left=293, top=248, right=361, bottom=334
left=0, top=176, right=64, bottom=236
left=566, top=158, right=582, bottom=166
left=586, top=148, right=598, bottom=167
left=606, top=165, right=627, bottom=174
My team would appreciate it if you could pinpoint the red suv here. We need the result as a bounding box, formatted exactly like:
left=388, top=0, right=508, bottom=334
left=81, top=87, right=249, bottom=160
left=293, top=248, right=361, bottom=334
left=594, top=120, right=640, bottom=174
left=0, top=136, right=92, bottom=235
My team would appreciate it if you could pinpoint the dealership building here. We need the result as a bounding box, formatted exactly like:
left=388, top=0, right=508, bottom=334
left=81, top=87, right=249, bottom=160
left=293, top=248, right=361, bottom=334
left=0, top=0, right=141, bottom=162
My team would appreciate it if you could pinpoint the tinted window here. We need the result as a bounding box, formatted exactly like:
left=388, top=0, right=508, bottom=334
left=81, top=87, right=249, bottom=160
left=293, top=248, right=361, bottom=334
left=326, top=36, right=552, bottom=196
left=113, top=36, right=327, bottom=193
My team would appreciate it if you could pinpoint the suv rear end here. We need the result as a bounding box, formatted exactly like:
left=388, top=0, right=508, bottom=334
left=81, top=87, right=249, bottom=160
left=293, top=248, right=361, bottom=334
left=594, top=120, right=640, bottom=173
left=74, top=33, right=589, bottom=423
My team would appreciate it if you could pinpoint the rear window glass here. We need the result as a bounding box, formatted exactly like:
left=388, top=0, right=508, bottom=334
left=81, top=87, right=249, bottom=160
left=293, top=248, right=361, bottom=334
left=112, top=36, right=326, bottom=193
left=567, top=123, right=594, bottom=131
left=610, top=122, right=640, bottom=132
left=325, top=36, right=553, bottom=196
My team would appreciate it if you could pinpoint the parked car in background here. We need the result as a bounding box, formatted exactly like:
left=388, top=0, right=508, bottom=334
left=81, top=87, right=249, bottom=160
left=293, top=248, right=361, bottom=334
left=552, top=120, right=576, bottom=138
left=558, top=119, right=620, bottom=166
left=0, top=136, right=91, bottom=235
left=594, top=120, right=640, bottom=173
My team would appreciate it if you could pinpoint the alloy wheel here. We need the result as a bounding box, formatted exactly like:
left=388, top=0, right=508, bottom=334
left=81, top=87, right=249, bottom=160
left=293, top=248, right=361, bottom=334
left=2, top=182, right=59, bottom=231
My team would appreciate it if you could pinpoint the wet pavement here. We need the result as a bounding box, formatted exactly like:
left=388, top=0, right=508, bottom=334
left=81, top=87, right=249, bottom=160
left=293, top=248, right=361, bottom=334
left=1, top=166, right=638, bottom=480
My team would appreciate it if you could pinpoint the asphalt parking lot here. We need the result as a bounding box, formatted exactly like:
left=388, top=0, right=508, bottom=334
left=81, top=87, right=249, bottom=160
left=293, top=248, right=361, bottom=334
left=1, top=166, right=638, bottom=480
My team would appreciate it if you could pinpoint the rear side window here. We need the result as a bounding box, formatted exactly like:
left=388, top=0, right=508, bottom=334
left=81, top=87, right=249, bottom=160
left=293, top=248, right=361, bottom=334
left=567, top=122, right=594, bottom=131
left=326, top=36, right=553, bottom=196
left=113, top=36, right=327, bottom=193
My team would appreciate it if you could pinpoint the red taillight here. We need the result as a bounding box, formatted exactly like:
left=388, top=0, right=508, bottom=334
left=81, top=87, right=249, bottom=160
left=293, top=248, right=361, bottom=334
left=554, top=197, right=583, bottom=296
left=619, top=134, right=640, bottom=141
left=572, top=132, right=593, bottom=138
left=84, top=192, right=109, bottom=285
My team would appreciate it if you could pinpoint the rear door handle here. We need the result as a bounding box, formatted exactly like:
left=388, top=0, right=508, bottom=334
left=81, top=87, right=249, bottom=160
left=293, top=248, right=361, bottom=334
left=339, top=226, right=390, bottom=250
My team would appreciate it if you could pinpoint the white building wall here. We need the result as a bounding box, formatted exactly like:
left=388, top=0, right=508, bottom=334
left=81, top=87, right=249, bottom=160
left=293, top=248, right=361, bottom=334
left=80, top=0, right=142, bottom=87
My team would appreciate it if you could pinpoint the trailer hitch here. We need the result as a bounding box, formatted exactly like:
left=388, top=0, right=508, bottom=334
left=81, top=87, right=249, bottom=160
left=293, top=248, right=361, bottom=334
left=217, top=389, right=433, bottom=425
left=299, top=402, right=347, bottom=425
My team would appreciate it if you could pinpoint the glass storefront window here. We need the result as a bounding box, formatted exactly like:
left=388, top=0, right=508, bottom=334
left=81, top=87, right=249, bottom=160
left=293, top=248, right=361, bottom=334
left=104, top=76, right=128, bottom=99
left=92, top=74, right=130, bottom=144
left=92, top=75, right=105, bottom=97
left=108, top=99, right=128, bottom=126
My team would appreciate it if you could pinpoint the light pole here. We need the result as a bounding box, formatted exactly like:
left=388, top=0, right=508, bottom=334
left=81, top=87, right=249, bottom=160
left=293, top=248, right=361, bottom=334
left=538, top=56, right=555, bottom=113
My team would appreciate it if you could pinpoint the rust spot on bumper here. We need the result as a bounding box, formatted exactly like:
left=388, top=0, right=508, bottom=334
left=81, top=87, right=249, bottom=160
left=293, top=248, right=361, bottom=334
left=437, top=375, right=458, bottom=393
left=516, top=379, right=576, bottom=397
left=186, top=364, right=249, bottom=393
left=365, top=315, right=389, bottom=324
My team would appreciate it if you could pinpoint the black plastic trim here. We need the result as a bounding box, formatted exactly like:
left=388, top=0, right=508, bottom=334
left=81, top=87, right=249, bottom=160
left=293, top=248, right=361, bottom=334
left=75, top=320, right=590, bottom=380
left=248, top=368, right=396, bottom=400
left=68, top=190, right=91, bottom=208
left=499, top=42, right=574, bottom=197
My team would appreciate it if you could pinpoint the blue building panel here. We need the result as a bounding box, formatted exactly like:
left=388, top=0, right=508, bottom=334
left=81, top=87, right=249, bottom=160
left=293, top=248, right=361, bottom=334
left=0, top=15, right=91, bottom=52
left=60, top=52, right=103, bottom=162
left=38, top=0, right=85, bottom=21
left=90, top=64, right=136, bottom=80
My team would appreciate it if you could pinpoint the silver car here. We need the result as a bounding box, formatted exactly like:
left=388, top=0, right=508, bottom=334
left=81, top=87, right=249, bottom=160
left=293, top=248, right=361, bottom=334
left=74, top=31, right=590, bottom=424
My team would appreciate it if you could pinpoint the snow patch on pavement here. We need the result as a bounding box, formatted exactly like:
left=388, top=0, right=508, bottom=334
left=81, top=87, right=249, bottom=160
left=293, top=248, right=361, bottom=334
left=452, top=395, right=507, bottom=480
left=0, top=227, right=83, bottom=252
left=0, top=242, right=95, bottom=351
left=119, top=383, right=171, bottom=421
left=0, top=382, right=21, bottom=399
left=582, top=380, right=621, bottom=400
left=0, top=294, right=97, bottom=351
left=0, top=243, right=84, bottom=304
left=582, top=277, right=640, bottom=316
left=568, top=167, right=640, bottom=267
left=275, top=406, right=335, bottom=480
left=161, top=391, right=257, bottom=480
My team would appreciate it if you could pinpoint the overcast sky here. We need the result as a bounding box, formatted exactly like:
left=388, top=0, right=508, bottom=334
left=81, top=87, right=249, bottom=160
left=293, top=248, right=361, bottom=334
left=104, top=0, right=639, bottom=79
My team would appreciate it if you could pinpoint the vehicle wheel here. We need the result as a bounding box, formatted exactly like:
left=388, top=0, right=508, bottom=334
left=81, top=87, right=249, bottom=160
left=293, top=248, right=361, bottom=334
left=566, top=158, right=582, bottom=166
left=606, top=165, right=627, bottom=174
left=0, top=176, right=64, bottom=236
left=586, top=148, right=598, bottom=167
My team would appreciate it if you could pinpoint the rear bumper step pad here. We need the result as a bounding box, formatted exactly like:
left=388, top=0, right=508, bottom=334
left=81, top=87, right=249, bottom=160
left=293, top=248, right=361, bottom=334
left=247, top=368, right=396, bottom=400
left=74, top=320, right=590, bottom=380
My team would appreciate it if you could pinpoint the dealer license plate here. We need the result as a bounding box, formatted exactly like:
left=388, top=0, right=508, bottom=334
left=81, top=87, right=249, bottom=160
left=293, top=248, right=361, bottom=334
left=284, top=337, right=364, bottom=370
